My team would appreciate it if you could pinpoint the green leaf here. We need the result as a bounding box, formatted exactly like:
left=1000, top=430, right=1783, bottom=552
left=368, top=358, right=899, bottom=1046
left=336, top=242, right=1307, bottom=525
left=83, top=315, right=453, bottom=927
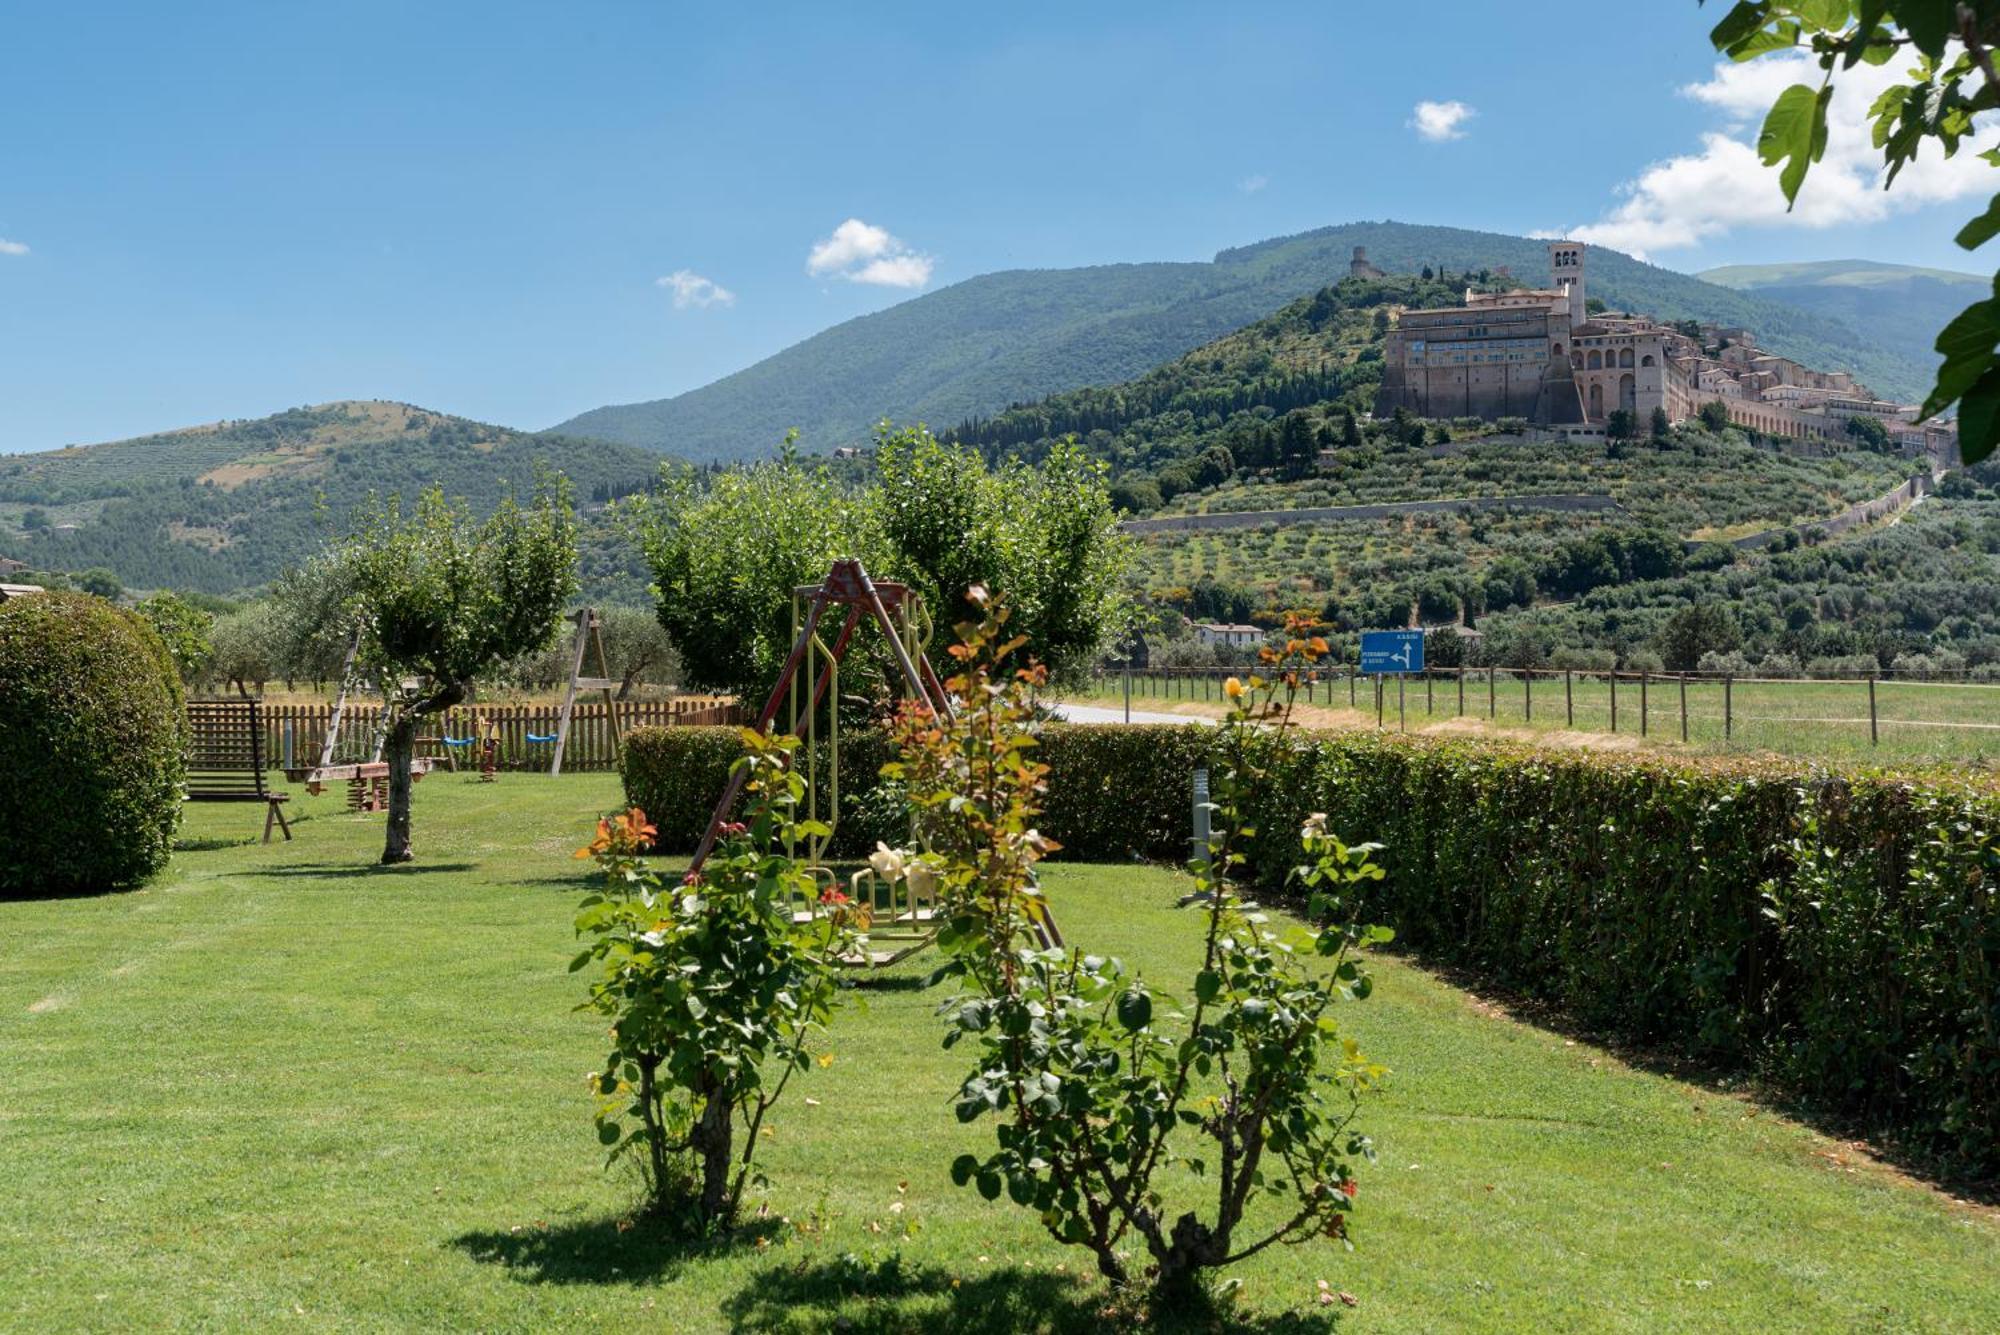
left=1950, top=361, right=2000, bottom=466
left=976, top=1170, right=1002, bottom=1201
left=950, top=1153, right=978, bottom=1186
left=1115, top=988, right=1153, bottom=1032
left=1757, top=82, right=1831, bottom=205
left=1921, top=289, right=2000, bottom=420
left=1709, top=0, right=1776, bottom=54
left=1897, top=0, right=1956, bottom=57
left=1957, top=195, right=2000, bottom=251
left=596, top=1121, right=620, bottom=1146
left=1194, top=969, right=1222, bottom=1003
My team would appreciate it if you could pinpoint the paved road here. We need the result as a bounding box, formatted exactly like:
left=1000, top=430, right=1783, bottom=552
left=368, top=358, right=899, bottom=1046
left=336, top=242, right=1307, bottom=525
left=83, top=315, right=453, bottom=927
left=1047, top=701, right=1215, bottom=726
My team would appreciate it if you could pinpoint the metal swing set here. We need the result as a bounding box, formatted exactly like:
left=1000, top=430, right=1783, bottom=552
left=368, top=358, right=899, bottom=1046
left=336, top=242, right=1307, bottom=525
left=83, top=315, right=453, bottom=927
left=684, top=558, right=1062, bottom=969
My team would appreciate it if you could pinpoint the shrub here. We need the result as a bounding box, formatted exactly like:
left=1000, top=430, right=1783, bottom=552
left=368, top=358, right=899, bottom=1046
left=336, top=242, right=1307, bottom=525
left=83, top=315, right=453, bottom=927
left=0, top=591, right=188, bottom=895
left=574, top=735, right=852, bottom=1228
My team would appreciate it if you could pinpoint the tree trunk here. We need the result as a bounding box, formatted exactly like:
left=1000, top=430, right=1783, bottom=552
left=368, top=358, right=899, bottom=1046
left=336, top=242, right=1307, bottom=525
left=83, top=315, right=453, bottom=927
left=381, top=714, right=417, bottom=864
left=693, top=1089, right=734, bottom=1225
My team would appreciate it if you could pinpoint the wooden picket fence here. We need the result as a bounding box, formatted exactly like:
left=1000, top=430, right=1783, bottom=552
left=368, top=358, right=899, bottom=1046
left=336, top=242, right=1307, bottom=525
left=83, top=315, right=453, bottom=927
left=253, top=698, right=739, bottom=774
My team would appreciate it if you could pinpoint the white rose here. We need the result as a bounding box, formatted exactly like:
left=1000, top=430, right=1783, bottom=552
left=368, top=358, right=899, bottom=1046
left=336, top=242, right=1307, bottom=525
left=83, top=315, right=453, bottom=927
left=868, top=842, right=907, bottom=883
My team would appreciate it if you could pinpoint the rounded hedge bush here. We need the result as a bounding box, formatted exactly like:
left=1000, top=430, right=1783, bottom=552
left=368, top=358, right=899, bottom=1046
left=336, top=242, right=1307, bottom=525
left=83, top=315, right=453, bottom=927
left=0, top=591, right=188, bottom=895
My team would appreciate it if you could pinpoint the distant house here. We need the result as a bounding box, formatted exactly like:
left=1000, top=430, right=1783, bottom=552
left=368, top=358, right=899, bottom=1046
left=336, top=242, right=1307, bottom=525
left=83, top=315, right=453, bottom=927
left=1194, top=622, right=1263, bottom=649
left=0, top=557, right=29, bottom=576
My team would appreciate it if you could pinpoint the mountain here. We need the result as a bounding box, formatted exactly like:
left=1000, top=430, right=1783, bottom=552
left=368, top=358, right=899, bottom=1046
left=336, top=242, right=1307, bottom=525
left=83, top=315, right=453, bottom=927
left=1697, top=258, right=1979, bottom=389
left=554, top=221, right=1937, bottom=461
left=0, top=401, right=662, bottom=595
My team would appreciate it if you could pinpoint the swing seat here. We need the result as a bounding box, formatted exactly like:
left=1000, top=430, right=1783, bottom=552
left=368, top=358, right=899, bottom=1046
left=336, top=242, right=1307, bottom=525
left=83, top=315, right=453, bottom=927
left=440, top=736, right=478, bottom=747
left=525, top=732, right=558, bottom=744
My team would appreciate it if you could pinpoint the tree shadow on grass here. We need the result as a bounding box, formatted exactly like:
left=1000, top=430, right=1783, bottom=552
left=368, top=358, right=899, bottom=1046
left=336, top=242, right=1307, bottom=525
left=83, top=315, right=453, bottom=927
left=449, top=1211, right=778, bottom=1286
left=719, top=1253, right=1342, bottom=1334
left=250, top=861, right=478, bottom=880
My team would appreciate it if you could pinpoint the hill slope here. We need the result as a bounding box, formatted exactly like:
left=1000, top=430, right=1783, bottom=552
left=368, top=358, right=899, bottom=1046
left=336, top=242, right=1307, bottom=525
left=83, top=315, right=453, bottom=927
left=0, top=401, right=661, bottom=595
left=555, top=221, right=1933, bottom=461
left=1697, top=258, right=1978, bottom=384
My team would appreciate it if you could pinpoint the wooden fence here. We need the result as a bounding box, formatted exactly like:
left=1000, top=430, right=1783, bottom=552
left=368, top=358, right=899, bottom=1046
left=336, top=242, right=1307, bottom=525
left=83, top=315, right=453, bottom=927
left=249, top=698, right=739, bottom=774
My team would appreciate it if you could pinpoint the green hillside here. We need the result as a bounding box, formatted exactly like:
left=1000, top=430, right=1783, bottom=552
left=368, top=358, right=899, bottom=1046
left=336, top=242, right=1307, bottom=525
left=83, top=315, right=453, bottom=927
left=1698, top=258, right=1977, bottom=389
left=553, top=221, right=1930, bottom=462
left=0, top=401, right=661, bottom=596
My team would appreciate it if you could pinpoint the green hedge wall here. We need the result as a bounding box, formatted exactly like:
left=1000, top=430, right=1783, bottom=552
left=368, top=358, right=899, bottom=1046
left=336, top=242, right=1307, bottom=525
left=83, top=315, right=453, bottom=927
left=622, top=723, right=1998, bottom=1174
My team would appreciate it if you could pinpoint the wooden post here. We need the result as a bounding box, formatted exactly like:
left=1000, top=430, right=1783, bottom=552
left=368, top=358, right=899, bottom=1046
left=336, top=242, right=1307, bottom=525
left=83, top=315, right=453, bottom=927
left=1524, top=669, right=1532, bottom=722
left=1123, top=665, right=1131, bottom=724
left=1680, top=673, right=1689, bottom=743
left=1487, top=667, right=1496, bottom=720
left=1640, top=670, right=1649, bottom=738
left=1350, top=669, right=1357, bottom=708
left=1725, top=674, right=1733, bottom=740
left=1426, top=671, right=1434, bottom=716
left=1868, top=674, right=1878, bottom=746
left=1565, top=670, right=1573, bottom=727
left=1458, top=666, right=1465, bottom=716
left=1610, top=671, right=1618, bottom=732
left=1398, top=675, right=1406, bottom=731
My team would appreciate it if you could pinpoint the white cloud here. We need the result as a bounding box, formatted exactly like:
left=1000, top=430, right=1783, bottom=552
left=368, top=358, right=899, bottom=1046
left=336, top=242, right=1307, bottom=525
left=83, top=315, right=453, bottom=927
left=806, top=217, right=934, bottom=288
left=0, top=239, right=28, bottom=256
left=1238, top=173, right=1269, bottom=194
left=1564, top=53, right=2000, bottom=258
left=1410, top=100, right=1474, bottom=142
left=656, top=269, right=735, bottom=309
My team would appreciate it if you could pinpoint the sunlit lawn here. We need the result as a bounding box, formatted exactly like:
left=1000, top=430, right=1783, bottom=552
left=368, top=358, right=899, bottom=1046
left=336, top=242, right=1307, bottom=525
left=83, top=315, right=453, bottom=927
left=3, top=775, right=1995, bottom=1332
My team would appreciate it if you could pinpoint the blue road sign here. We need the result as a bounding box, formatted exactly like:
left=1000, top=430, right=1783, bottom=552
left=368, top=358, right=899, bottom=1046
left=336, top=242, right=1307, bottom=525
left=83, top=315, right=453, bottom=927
left=1360, top=629, right=1424, bottom=675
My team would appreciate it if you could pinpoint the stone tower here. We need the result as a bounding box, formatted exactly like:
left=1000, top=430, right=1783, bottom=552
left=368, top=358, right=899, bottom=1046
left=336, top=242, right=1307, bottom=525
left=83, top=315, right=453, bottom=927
left=1548, top=240, right=1586, bottom=326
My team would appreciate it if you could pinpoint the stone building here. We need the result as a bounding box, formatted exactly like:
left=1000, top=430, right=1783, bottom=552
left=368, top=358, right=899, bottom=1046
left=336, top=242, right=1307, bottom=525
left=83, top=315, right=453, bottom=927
left=1373, top=241, right=1956, bottom=461
left=1348, top=246, right=1384, bottom=279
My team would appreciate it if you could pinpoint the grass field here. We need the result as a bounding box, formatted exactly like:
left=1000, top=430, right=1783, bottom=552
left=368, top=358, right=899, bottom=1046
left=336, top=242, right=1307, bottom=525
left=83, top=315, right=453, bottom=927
left=1079, top=671, right=2000, bottom=766
left=4, top=775, right=1997, bottom=1332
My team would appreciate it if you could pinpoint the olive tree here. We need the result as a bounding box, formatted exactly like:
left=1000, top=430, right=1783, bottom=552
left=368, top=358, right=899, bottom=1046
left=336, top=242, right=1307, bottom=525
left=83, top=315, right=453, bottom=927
left=288, top=482, right=578, bottom=863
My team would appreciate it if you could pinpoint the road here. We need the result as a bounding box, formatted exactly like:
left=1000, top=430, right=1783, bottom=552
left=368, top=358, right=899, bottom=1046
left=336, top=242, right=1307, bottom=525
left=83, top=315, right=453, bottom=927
left=1047, top=700, right=1215, bottom=726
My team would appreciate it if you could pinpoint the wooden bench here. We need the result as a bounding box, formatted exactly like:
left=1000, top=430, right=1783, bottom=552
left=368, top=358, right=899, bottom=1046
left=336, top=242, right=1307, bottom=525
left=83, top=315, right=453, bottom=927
left=186, top=698, right=292, bottom=843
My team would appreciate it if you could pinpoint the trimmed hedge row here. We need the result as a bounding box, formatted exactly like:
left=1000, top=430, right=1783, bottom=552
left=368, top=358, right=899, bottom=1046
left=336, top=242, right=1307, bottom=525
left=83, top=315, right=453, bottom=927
left=622, top=724, right=1999, bottom=1174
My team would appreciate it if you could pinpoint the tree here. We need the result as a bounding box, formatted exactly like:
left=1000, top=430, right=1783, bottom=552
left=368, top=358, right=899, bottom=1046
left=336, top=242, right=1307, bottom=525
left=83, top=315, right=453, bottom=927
left=295, top=483, right=578, bottom=863
left=1705, top=1, right=2000, bottom=462
left=76, top=568, right=122, bottom=600
left=1342, top=411, right=1364, bottom=447
left=872, top=425, right=1131, bottom=685
left=1656, top=602, right=1741, bottom=672
left=1698, top=399, right=1732, bottom=433
left=20, top=507, right=48, bottom=530
left=209, top=603, right=281, bottom=695
left=630, top=448, right=876, bottom=706
left=595, top=604, right=678, bottom=699
left=1846, top=413, right=1893, bottom=451
left=1650, top=405, right=1673, bottom=442
left=1606, top=408, right=1637, bottom=441
left=134, top=591, right=215, bottom=685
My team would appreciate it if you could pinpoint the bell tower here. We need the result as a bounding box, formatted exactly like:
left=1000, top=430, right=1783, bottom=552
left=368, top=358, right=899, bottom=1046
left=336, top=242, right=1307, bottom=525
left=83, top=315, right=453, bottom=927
left=1549, top=240, right=1586, bottom=326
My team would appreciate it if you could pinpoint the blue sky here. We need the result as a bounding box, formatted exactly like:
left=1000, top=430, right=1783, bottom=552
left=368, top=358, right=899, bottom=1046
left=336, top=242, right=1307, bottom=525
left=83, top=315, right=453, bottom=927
left=1, top=1, right=1991, bottom=453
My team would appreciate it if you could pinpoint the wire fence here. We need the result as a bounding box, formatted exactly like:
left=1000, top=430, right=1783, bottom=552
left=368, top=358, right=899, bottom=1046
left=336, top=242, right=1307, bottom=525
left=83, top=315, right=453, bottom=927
left=1086, top=666, right=2000, bottom=762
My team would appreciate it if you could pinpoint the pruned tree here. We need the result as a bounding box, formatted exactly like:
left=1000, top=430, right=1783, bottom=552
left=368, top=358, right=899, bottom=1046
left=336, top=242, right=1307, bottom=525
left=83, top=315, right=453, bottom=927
left=284, top=482, right=578, bottom=863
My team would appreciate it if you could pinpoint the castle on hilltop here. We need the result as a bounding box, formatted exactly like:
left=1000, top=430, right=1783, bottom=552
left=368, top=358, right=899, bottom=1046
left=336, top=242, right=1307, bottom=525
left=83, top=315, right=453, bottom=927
left=1373, top=242, right=1956, bottom=459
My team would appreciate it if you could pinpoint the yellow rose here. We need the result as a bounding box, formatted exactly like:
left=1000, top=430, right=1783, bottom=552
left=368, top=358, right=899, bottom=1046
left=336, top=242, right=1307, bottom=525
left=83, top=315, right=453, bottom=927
left=1224, top=677, right=1244, bottom=699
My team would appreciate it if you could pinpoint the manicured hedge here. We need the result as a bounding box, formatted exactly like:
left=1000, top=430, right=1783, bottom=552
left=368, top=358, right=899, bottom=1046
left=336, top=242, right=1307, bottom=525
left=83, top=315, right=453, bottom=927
left=0, top=591, right=189, bottom=895
left=623, top=722, right=1998, bottom=1174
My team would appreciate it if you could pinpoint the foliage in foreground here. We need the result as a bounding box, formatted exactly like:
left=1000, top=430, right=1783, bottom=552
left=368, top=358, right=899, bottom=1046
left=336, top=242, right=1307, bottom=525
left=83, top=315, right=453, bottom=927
left=885, top=594, right=1386, bottom=1303
left=0, top=590, right=188, bottom=895
left=1708, top=0, right=2000, bottom=464
left=574, top=732, right=850, bottom=1228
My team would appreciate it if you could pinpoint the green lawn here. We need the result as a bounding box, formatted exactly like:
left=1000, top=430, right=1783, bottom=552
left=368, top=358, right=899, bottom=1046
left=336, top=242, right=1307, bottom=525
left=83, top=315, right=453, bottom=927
left=1081, top=671, right=2000, bottom=766
left=4, top=775, right=1995, bottom=1332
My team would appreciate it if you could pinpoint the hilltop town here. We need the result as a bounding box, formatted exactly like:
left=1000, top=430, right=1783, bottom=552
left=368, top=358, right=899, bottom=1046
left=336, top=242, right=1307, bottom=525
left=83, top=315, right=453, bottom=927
left=1372, top=241, right=1959, bottom=462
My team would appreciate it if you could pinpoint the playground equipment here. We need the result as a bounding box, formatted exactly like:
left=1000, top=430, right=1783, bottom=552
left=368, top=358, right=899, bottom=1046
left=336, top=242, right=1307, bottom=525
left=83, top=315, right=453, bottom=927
left=550, top=607, right=624, bottom=776
left=284, top=621, right=435, bottom=801
left=687, top=558, right=1062, bottom=968
left=439, top=719, right=501, bottom=781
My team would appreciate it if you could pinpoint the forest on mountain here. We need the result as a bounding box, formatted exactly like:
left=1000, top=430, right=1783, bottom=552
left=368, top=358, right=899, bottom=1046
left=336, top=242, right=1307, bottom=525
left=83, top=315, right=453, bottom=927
left=0, top=402, right=661, bottom=596
left=552, top=220, right=1928, bottom=461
